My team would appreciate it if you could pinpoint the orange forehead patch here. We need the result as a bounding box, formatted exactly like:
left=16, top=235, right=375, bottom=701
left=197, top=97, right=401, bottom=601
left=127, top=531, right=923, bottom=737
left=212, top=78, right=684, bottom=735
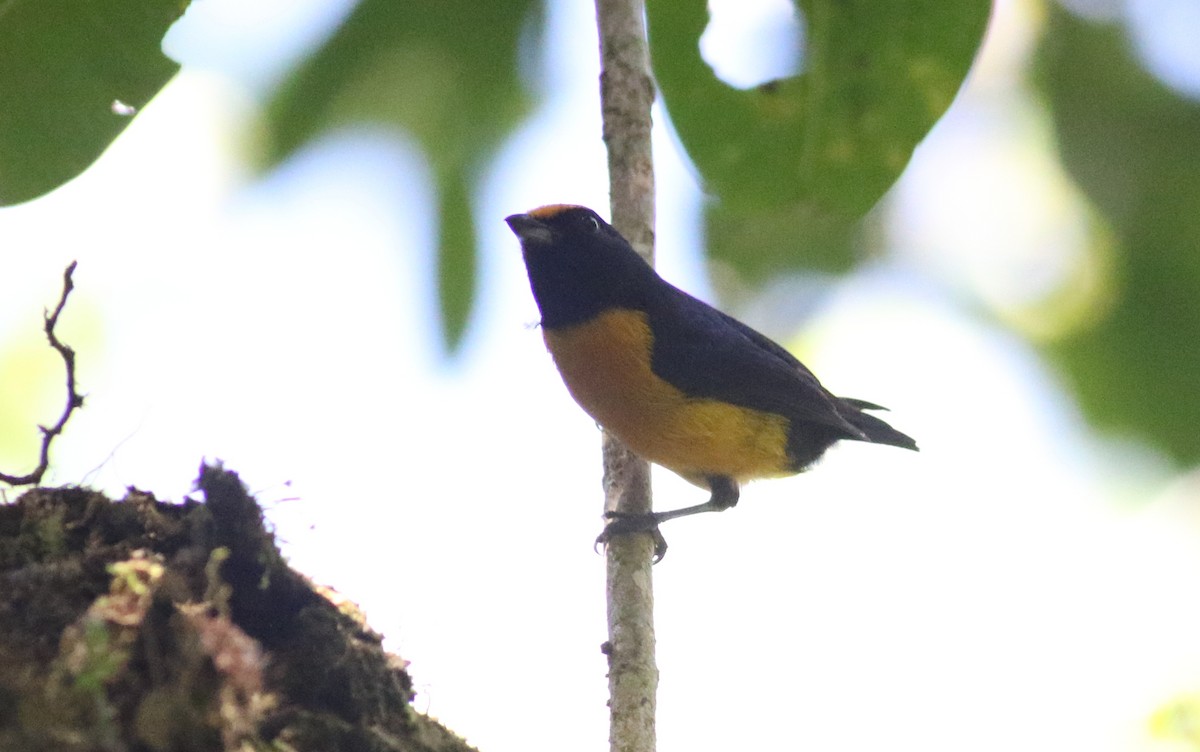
left=527, top=204, right=587, bottom=220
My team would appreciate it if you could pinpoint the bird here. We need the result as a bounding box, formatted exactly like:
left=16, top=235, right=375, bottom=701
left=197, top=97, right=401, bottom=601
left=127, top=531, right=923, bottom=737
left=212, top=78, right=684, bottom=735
left=505, top=204, right=917, bottom=560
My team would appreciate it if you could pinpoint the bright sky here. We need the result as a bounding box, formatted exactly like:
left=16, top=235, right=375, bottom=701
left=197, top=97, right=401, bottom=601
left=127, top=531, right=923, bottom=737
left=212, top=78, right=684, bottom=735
left=3, top=0, right=1200, bottom=751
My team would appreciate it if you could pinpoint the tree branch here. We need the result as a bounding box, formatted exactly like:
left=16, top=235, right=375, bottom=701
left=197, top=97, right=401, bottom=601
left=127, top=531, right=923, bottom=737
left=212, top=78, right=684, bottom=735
left=593, top=1, right=658, bottom=751
left=0, top=261, right=84, bottom=487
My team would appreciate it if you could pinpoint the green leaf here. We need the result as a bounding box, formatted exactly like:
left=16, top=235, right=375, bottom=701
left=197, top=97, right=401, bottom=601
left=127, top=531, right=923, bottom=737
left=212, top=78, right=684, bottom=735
left=647, top=0, right=990, bottom=277
left=1037, top=9, right=1200, bottom=465
left=0, top=0, right=186, bottom=206
left=261, top=0, right=541, bottom=352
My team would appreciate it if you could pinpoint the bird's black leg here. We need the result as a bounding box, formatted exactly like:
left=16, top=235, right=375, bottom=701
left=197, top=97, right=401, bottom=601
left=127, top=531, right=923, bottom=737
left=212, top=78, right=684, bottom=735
left=596, top=476, right=741, bottom=562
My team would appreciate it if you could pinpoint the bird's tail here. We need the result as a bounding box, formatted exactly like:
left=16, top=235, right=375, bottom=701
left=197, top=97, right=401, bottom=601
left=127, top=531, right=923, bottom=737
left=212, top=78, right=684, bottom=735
left=839, top=399, right=919, bottom=451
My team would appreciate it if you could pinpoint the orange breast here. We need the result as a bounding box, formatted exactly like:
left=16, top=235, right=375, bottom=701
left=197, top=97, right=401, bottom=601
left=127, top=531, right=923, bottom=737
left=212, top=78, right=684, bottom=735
left=542, top=308, right=794, bottom=484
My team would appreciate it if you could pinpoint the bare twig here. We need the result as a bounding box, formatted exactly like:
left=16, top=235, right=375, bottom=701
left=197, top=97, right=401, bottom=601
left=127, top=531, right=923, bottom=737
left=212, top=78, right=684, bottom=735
left=0, top=261, right=84, bottom=487
left=593, top=1, right=658, bottom=751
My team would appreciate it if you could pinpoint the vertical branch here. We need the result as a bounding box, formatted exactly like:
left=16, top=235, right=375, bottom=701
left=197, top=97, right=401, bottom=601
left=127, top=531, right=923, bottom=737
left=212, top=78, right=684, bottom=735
left=594, top=2, right=658, bottom=752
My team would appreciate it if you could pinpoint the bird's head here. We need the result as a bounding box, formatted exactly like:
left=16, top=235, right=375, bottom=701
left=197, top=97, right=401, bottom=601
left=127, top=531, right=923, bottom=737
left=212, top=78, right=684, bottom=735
left=505, top=204, right=655, bottom=327
left=505, top=204, right=621, bottom=252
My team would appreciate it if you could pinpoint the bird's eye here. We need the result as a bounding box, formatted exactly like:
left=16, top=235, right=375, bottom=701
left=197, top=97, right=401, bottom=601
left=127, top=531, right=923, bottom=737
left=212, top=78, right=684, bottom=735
left=586, top=215, right=601, bottom=233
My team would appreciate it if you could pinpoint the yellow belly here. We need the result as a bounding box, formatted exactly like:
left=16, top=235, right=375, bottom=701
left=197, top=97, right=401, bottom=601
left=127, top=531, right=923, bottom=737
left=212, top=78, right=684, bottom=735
left=543, top=309, right=793, bottom=484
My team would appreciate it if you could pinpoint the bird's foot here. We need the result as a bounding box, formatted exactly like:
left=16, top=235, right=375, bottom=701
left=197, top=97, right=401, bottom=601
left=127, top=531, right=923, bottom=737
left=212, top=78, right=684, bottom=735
left=595, top=512, right=669, bottom=563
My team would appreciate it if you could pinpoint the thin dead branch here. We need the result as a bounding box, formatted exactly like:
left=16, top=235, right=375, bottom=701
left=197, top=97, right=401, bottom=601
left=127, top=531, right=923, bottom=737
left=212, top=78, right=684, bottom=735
left=0, top=261, right=84, bottom=487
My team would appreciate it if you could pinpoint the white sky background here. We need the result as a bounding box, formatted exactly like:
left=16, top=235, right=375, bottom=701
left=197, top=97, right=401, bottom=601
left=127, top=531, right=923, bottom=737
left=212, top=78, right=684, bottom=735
left=3, top=0, right=1200, bottom=750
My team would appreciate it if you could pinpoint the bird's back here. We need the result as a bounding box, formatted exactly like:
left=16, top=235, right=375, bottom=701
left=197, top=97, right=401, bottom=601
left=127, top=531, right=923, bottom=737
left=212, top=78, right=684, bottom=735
left=644, top=283, right=917, bottom=467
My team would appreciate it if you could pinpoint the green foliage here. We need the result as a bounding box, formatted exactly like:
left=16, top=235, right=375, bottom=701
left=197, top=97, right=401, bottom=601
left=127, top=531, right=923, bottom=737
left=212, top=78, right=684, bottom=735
left=1037, top=8, right=1200, bottom=464
left=0, top=0, right=186, bottom=205
left=72, top=618, right=126, bottom=694
left=647, top=0, right=990, bottom=278
left=259, top=0, right=542, bottom=352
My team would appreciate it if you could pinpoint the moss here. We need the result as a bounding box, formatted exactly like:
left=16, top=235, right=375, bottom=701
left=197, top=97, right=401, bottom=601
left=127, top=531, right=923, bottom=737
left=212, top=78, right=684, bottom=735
left=0, top=463, right=476, bottom=752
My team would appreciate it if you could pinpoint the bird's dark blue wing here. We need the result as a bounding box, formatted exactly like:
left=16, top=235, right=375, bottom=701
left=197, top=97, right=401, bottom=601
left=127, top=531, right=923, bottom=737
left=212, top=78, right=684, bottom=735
left=646, top=284, right=863, bottom=436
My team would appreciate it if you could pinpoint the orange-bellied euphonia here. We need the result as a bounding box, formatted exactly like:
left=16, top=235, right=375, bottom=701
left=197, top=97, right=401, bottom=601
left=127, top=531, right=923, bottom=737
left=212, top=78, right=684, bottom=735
left=505, top=204, right=917, bottom=558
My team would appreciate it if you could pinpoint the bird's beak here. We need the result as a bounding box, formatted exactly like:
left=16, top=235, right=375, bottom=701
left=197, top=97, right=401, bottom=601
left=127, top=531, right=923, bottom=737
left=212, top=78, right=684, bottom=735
left=505, top=213, right=553, bottom=245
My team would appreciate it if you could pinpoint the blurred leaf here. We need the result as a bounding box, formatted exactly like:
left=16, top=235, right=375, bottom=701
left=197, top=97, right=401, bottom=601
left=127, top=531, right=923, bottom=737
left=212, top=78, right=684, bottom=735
left=0, top=0, right=186, bottom=205
left=647, top=0, right=989, bottom=278
left=702, top=199, right=861, bottom=281
left=1152, top=692, right=1200, bottom=749
left=0, top=337, right=62, bottom=464
left=1037, top=8, right=1200, bottom=465
left=262, top=0, right=540, bottom=352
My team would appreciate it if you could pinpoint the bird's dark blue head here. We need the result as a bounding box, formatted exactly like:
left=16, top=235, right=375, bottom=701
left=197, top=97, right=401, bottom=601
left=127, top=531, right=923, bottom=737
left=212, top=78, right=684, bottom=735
left=505, top=204, right=657, bottom=328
